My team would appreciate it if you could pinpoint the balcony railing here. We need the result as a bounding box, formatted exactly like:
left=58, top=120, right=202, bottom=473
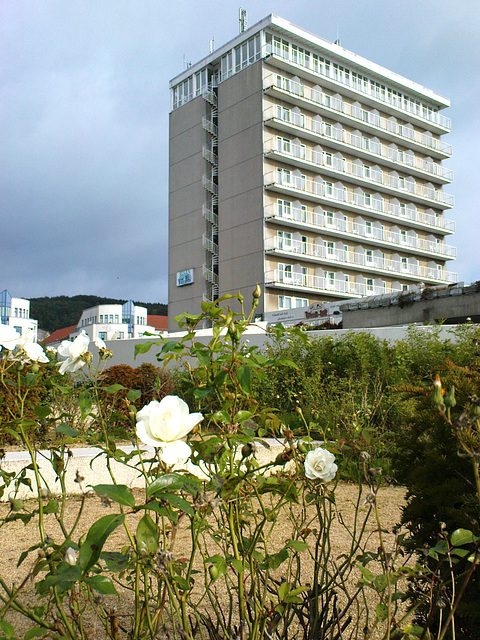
left=264, top=107, right=453, bottom=182
left=265, top=269, right=400, bottom=298
left=264, top=171, right=456, bottom=233
left=264, top=74, right=452, bottom=157
left=265, top=141, right=454, bottom=208
left=265, top=47, right=451, bottom=131
left=264, top=236, right=457, bottom=283
left=265, top=203, right=456, bottom=258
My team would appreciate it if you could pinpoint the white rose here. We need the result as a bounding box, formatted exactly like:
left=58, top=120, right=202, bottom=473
left=136, top=396, right=203, bottom=466
left=65, top=547, right=77, bottom=566
left=23, top=342, right=49, bottom=363
left=0, top=325, right=20, bottom=350
left=304, top=447, right=337, bottom=482
left=57, top=331, right=90, bottom=374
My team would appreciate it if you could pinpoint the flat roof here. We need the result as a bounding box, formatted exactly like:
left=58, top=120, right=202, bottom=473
left=170, top=14, right=449, bottom=108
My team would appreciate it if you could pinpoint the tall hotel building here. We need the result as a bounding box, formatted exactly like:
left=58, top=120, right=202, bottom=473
left=168, top=15, right=456, bottom=328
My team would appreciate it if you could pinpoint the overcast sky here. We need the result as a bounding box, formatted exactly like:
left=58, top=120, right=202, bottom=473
left=1, top=0, right=479, bottom=304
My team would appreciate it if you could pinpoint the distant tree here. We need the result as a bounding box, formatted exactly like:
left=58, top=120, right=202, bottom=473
left=30, top=296, right=167, bottom=333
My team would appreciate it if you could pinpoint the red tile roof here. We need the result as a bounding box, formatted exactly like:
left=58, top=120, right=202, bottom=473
left=44, top=325, right=76, bottom=345
left=147, top=315, right=168, bottom=331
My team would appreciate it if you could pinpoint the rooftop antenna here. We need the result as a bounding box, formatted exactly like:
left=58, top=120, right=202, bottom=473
left=239, top=8, right=247, bottom=33
left=183, top=54, right=192, bottom=69
left=334, top=24, right=341, bottom=46
left=209, top=36, right=215, bottom=53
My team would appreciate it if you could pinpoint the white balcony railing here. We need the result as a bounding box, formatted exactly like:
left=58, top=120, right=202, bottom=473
left=264, top=236, right=457, bottom=283
left=265, top=141, right=454, bottom=208
left=265, top=47, right=451, bottom=131
left=264, top=171, right=456, bottom=233
left=264, top=107, right=453, bottom=182
left=264, top=74, right=452, bottom=157
left=265, top=203, right=456, bottom=258
left=265, top=269, right=400, bottom=298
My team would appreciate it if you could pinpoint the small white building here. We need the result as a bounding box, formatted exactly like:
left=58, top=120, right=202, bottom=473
left=0, top=289, right=38, bottom=341
left=69, top=300, right=160, bottom=342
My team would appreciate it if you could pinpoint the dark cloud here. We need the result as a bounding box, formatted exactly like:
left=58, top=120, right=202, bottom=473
left=1, top=0, right=478, bottom=302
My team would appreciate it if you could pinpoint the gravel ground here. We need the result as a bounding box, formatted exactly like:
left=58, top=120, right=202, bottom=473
left=0, top=482, right=406, bottom=639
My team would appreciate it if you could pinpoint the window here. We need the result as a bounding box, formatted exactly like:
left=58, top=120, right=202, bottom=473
left=300, top=205, right=307, bottom=222
left=277, top=231, right=292, bottom=250
left=277, top=199, right=291, bottom=217
left=363, top=165, right=371, bottom=178
left=276, top=168, right=291, bottom=185
left=276, top=105, right=290, bottom=122
left=325, top=240, right=335, bottom=256
left=325, top=271, right=335, bottom=289
left=366, top=278, right=374, bottom=293
left=279, top=263, right=293, bottom=282
left=400, top=229, right=407, bottom=243
left=324, top=152, right=333, bottom=166
left=365, top=220, right=373, bottom=235
left=301, top=236, right=308, bottom=253
left=401, top=257, right=408, bottom=271
left=277, top=137, right=291, bottom=154
left=365, top=249, right=374, bottom=264
left=99, top=332, right=107, bottom=340
left=114, top=315, right=119, bottom=323
left=118, top=332, right=124, bottom=339
left=324, top=181, right=333, bottom=196
left=399, top=203, right=406, bottom=217
left=364, top=193, right=372, bottom=207
left=109, top=315, right=113, bottom=323
left=325, top=210, right=334, bottom=225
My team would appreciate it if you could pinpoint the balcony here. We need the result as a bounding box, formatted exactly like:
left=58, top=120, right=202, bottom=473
left=264, top=74, right=452, bottom=158
left=265, top=141, right=454, bottom=208
left=264, top=47, right=451, bottom=134
left=265, top=269, right=400, bottom=299
left=263, top=107, right=453, bottom=183
left=264, top=203, right=456, bottom=259
left=264, top=171, right=455, bottom=234
left=264, top=236, right=457, bottom=284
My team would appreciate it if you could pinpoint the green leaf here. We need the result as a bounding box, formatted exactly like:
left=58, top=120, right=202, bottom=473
left=127, top=389, right=142, bottom=402
left=146, top=473, right=184, bottom=498
left=92, top=484, right=135, bottom=508
left=206, top=554, right=227, bottom=580
left=43, top=500, right=59, bottom=514
left=36, top=564, right=82, bottom=595
left=451, top=528, right=478, bottom=546
left=286, top=540, right=308, bottom=552
left=0, top=620, right=15, bottom=638
left=24, top=627, right=47, bottom=639
left=103, top=384, right=125, bottom=394
left=376, top=603, right=389, bottom=622
left=78, top=390, right=92, bottom=420
left=136, top=514, right=159, bottom=554
left=78, top=514, right=125, bottom=573
left=34, top=405, right=51, bottom=419
left=84, top=575, right=118, bottom=595
left=135, top=341, right=155, bottom=357
left=101, top=551, right=130, bottom=572
left=55, top=423, right=78, bottom=438
left=359, top=566, right=374, bottom=583
left=234, top=410, right=252, bottom=423
left=236, top=366, right=251, bottom=394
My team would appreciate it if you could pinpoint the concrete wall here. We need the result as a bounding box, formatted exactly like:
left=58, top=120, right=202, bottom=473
left=342, top=287, right=480, bottom=328
left=217, top=62, right=266, bottom=315
left=168, top=95, right=210, bottom=328
left=96, top=323, right=471, bottom=370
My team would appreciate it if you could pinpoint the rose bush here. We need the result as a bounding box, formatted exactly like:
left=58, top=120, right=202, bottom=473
left=304, top=446, right=337, bottom=481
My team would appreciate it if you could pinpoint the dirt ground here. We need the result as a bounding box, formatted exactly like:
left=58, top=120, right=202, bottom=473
left=0, top=482, right=406, bottom=639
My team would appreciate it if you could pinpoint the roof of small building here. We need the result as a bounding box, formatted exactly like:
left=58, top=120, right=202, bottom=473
left=44, top=325, right=77, bottom=345
left=147, top=315, right=168, bottom=331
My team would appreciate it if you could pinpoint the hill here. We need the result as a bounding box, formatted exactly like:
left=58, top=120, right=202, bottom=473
left=30, top=296, right=167, bottom=333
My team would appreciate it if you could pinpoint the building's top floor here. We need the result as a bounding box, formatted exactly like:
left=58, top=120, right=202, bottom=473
left=0, top=289, right=32, bottom=323
left=75, top=301, right=148, bottom=330
left=170, top=14, right=450, bottom=128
